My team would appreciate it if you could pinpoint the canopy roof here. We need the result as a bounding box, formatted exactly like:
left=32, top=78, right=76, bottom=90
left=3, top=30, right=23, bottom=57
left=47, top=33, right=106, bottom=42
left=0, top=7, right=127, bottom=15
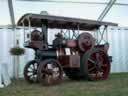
left=17, top=13, right=117, bottom=31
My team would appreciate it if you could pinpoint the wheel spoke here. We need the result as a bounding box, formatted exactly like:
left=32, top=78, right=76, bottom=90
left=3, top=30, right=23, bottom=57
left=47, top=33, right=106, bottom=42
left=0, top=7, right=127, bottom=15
left=101, top=64, right=108, bottom=67
left=53, top=68, right=59, bottom=72
left=27, top=70, right=33, bottom=73
left=88, top=66, right=96, bottom=72
left=89, top=73, right=96, bottom=79
left=30, top=74, right=35, bottom=79
left=27, top=68, right=33, bottom=72
left=30, top=63, right=34, bottom=69
left=32, top=74, right=37, bottom=81
left=96, top=53, right=101, bottom=62
left=88, top=58, right=97, bottom=65
left=35, top=63, right=38, bottom=69
left=27, top=72, right=33, bottom=76
left=33, top=63, right=38, bottom=70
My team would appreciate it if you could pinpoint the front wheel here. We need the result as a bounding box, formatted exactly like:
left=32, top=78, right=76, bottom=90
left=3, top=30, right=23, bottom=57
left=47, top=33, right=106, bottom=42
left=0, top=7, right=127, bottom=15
left=37, top=59, right=63, bottom=86
left=24, top=60, right=39, bottom=83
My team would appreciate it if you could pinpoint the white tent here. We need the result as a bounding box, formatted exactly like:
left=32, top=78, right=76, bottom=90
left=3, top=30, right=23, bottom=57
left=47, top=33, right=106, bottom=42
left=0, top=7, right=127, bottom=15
left=1, top=0, right=128, bottom=26
left=0, top=0, right=128, bottom=78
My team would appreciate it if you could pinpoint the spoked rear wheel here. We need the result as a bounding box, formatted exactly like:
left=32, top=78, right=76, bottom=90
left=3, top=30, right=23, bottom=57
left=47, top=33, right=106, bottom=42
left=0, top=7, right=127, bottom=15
left=37, top=59, right=63, bottom=86
left=81, top=48, right=110, bottom=81
left=24, top=60, right=39, bottom=83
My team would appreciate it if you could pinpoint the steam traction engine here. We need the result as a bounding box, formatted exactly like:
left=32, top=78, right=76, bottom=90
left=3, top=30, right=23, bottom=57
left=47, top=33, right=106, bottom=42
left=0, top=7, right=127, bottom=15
left=17, top=13, right=117, bottom=85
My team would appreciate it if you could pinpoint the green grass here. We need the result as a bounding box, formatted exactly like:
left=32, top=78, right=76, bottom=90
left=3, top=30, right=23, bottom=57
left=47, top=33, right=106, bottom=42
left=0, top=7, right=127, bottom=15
left=0, top=73, right=128, bottom=96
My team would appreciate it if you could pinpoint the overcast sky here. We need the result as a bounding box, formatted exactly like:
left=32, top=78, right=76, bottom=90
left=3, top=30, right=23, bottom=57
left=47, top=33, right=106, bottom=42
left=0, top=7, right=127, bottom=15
left=0, top=0, right=128, bottom=26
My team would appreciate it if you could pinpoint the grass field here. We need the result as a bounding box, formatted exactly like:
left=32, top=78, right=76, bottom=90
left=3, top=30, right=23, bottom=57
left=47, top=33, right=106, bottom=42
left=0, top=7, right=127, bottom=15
left=0, top=73, right=128, bottom=96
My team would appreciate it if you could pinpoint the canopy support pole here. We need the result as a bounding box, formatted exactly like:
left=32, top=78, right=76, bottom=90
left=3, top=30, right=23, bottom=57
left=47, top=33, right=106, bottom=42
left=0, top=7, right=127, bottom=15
left=7, top=0, right=15, bottom=29
left=97, top=0, right=116, bottom=21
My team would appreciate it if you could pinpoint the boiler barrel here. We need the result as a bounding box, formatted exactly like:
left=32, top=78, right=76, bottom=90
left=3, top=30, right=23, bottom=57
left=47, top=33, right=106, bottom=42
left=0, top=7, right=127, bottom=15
left=37, top=50, right=57, bottom=58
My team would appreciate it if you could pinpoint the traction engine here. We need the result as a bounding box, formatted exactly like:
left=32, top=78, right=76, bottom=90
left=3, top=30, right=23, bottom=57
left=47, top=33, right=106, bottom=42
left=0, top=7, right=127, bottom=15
left=17, top=13, right=117, bottom=85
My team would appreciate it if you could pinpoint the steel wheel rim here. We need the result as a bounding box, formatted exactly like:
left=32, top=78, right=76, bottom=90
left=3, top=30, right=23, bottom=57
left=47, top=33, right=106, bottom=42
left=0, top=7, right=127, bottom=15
left=38, top=59, right=63, bottom=85
left=81, top=48, right=110, bottom=81
left=24, top=60, right=39, bottom=83
left=87, top=50, right=110, bottom=80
